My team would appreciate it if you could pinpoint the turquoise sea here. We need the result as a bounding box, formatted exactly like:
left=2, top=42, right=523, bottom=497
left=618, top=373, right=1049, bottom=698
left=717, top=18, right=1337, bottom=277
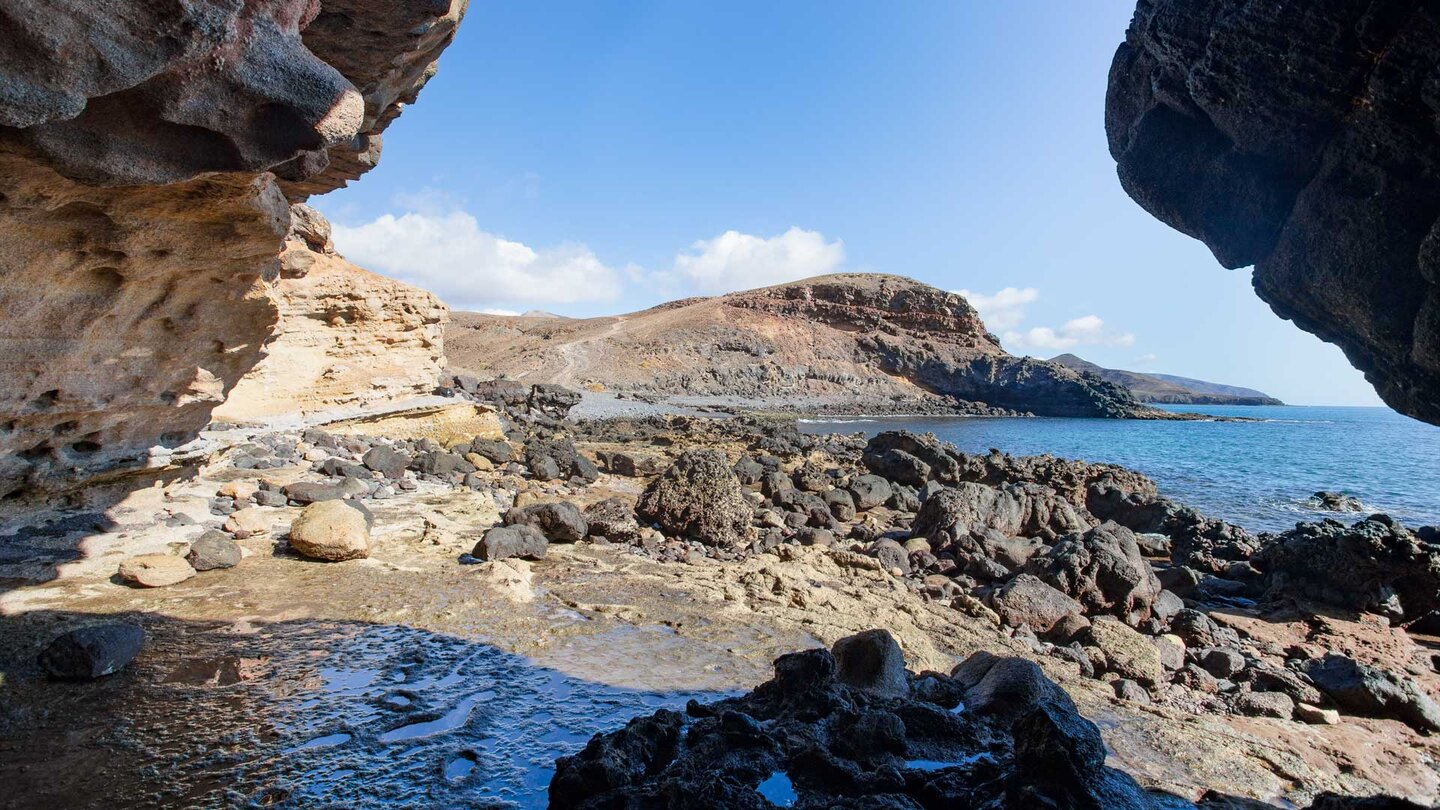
left=799, top=405, right=1440, bottom=534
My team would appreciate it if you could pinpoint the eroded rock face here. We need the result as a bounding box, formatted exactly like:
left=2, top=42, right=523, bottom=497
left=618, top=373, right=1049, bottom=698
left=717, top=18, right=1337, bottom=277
left=212, top=207, right=446, bottom=423
left=0, top=0, right=468, bottom=499
left=0, top=160, right=287, bottom=498
left=1106, top=1, right=1440, bottom=424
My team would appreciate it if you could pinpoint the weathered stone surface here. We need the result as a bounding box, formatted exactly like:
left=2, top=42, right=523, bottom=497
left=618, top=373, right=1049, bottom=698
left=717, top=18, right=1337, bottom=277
left=911, top=482, right=1091, bottom=545
left=118, top=554, right=196, bottom=587
left=213, top=217, right=446, bottom=422
left=504, top=501, right=588, bottom=543
left=1086, top=616, right=1163, bottom=685
left=1026, top=522, right=1163, bottom=625
left=635, top=450, right=752, bottom=546
left=1305, top=653, right=1440, bottom=733
left=990, top=574, right=1085, bottom=633
left=288, top=500, right=369, bottom=561
left=1106, top=0, right=1440, bottom=423
left=1256, top=516, right=1440, bottom=621
left=187, top=530, right=242, bottom=571
left=473, top=524, right=548, bottom=562
left=37, top=623, right=145, bottom=680
left=0, top=0, right=469, bottom=497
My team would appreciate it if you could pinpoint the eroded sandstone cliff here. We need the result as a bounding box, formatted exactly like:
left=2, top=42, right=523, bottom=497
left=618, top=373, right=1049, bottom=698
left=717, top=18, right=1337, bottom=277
left=1107, top=0, right=1440, bottom=424
left=0, top=0, right=467, bottom=498
left=447, top=274, right=1159, bottom=418
left=212, top=206, right=446, bottom=424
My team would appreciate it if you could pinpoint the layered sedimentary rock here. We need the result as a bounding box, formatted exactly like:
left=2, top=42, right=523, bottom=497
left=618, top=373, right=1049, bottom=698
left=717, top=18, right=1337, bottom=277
left=213, top=207, right=445, bottom=423
left=1106, top=1, right=1440, bottom=424
left=0, top=0, right=467, bottom=497
left=448, top=274, right=1161, bottom=418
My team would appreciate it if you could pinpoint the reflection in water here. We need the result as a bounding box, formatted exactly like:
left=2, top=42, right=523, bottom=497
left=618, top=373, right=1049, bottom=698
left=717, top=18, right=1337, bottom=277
left=252, top=623, right=734, bottom=809
left=756, top=771, right=797, bottom=807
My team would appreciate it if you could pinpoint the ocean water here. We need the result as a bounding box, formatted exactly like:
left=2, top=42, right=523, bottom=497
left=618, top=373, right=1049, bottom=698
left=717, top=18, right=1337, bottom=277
left=799, top=405, right=1440, bottom=534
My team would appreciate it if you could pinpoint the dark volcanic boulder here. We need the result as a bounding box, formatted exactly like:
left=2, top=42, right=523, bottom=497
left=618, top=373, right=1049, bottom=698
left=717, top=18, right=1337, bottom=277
left=505, top=501, right=588, bottom=543
left=523, top=438, right=599, bottom=483
left=550, top=631, right=1172, bottom=809
left=1255, top=516, right=1440, bottom=620
left=473, top=524, right=548, bottom=561
left=1304, top=654, right=1440, bottom=733
left=990, top=574, right=1085, bottom=633
left=1025, top=522, right=1163, bottom=625
left=528, top=383, right=582, bottom=418
left=582, top=497, right=642, bottom=543
left=636, top=450, right=752, bottom=546
left=186, top=529, right=242, bottom=571
left=911, top=482, right=1091, bottom=545
left=1106, top=0, right=1440, bottom=424
left=38, top=622, right=145, bottom=679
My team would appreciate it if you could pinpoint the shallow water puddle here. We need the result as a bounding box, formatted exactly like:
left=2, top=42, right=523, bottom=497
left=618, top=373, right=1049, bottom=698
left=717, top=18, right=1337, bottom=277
left=756, top=771, right=797, bottom=806
left=249, top=622, right=733, bottom=808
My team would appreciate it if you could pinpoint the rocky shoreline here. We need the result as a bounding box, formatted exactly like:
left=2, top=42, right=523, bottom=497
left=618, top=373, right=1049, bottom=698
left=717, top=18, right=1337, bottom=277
left=3, top=385, right=1437, bottom=807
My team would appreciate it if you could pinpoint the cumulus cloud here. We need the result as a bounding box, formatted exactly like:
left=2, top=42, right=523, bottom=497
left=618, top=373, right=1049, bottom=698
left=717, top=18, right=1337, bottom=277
left=1003, top=315, right=1136, bottom=352
left=957, top=286, right=1137, bottom=355
left=955, top=286, right=1038, bottom=330
left=672, top=227, right=845, bottom=294
left=330, top=211, right=622, bottom=310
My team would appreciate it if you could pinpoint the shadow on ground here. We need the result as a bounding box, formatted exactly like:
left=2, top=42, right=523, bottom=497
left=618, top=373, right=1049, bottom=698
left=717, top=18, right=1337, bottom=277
left=0, top=611, right=733, bottom=809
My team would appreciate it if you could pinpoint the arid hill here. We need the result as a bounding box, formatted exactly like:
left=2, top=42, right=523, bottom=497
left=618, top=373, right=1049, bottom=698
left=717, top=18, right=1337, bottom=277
left=447, top=274, right=1166, bottom=418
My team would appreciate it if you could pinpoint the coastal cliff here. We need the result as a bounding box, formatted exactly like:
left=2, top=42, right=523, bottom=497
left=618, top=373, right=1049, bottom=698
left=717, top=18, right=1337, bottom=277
left=448, top=274, right=1163, bottom=418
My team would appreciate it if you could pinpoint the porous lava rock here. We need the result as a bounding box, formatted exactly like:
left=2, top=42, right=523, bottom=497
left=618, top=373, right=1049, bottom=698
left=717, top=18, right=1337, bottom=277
left=1106, top=0, right=1440, bottom=424
left=636, top=449, right=753, bottom=546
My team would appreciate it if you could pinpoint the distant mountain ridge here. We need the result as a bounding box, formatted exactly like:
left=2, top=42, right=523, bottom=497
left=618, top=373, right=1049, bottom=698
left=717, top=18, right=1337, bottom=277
left=1049, top=354, right=1282, bottom=406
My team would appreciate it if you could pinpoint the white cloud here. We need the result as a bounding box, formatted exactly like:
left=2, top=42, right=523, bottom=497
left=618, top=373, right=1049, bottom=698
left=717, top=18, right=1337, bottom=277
left=330, top=211, right=622, bottom=310
left=1132, top=353, right=1160, bottom=366
left=955, top=286, right=1038, bottom=330
left=1003, top=314, right=1136, bottom=352
left=479, top=308, right=521, bottom=316
left=672, top=227, right=845, bottom=294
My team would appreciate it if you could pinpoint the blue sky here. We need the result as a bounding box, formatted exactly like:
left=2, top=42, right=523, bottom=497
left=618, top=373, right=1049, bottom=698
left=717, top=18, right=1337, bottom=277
left=316, top=0, right=1383, bottom=407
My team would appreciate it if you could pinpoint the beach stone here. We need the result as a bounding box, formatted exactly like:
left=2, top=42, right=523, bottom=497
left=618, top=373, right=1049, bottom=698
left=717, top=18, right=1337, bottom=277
left=1114, top=679, right=1151, bottom=704
left=990, top=574, right=1084, bottom=634
left=1295, top=703, right=1340, bottom=725
left=283, top=479, right=364, bottom=504
left=1025, top=521, right=1162, bottom=625
left=473, top=525, right=548, bottom=562
left=254, top=490, right=288, bottom=508
left=38, top=623, right=146, bottom=679
left=1235, top=691, right=1294, bottom=719
left=1199, top=647, right=1247, bottom=679
left=223, top=506, right=272, bottom=539
left=636, top=450, right=752, bottom=546
left=1305, top=653, right=1440, bottom=733
left=468, top=439, right=513, bottom=464
left=288, top=501, right=370, bottom=561
left=362, top=446, right=411, bottom=478
left=505, top=501, right=588, bottom=543
left=868, top=538, right=911, bottom=574
left=119, top=554, right=196, bottom=587
left=831, top=629, right=909, bottom=698
left=187, top=530, right=241, bottom=571
left=847, top=474, right=893, bottom=511
left=216, top=480, right=258, bottom=501
left=1154, top=634, right=1186, bottom=672
left=1086, top=616, right=1162, bottom=685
